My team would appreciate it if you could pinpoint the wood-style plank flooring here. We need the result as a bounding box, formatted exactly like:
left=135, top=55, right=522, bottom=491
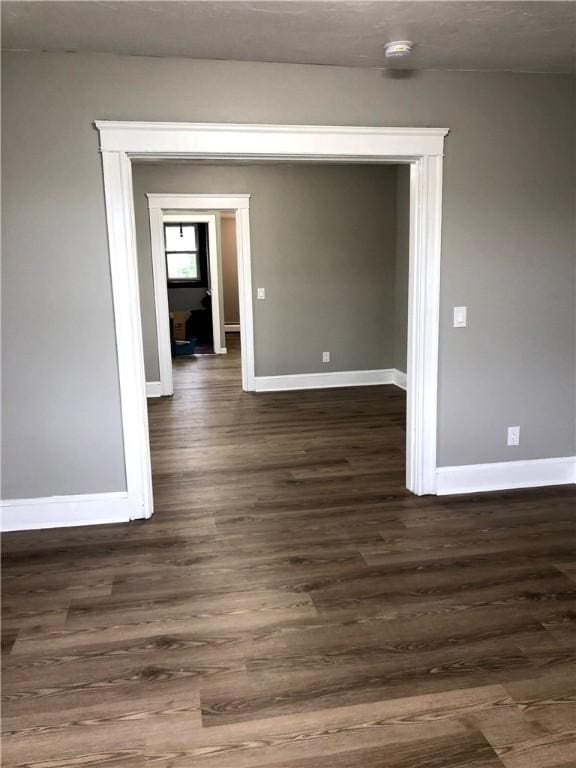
left=2, top=334, right=576, bottom=767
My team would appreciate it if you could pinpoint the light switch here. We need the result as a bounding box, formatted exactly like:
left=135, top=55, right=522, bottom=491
left=453, top=306, right=467, bottom=328
left=257, top=288, right=266, bottom=300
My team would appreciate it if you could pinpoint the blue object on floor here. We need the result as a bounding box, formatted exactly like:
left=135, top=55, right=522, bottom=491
left=172, top=337, right=197, bottom=357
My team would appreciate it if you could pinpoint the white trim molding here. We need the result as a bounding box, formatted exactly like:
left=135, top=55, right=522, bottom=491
left=405, top=154, right=443, bottom=497
left=393, top=369, right=407, bottom=390
left=254, top=368, right=406, bottom=392
left=436, top=456, right=576, bottom=496
left=100, top=151, right=153, bottom=523
left=146, top=381, right=162, bottom=398
left=96, top=122, right=448, bottom=158
left=148, top=205, right=174, bottom=396
left=148, top=194, right=253, bottom=391
left=95, top=121, right=449, bottom=511
left=0, top=492, right=145, bottom=532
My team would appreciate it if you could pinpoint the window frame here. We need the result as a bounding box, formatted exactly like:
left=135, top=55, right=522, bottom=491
left=164, top=222, right=207, bottom=287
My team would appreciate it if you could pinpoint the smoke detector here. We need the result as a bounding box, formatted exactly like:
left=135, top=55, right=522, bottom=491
left=384, top=41, right=414, bottom=58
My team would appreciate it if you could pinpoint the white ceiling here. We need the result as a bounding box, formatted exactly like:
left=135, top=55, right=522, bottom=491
left=2, top=1, right=575, bottom=74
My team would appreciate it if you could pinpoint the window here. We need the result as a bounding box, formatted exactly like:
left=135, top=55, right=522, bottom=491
left=164, top=222, right=202, bottom=284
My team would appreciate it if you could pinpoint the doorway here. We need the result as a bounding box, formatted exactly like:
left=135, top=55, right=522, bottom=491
left=147, top=194, right=254, bottom=398
left=147, top=207, right=226, bottom=396
left=163, top=215, right=219, bottom=358
left=96, top=121, right=447, bottom=521
left=148, top=207, right=242, bottom=395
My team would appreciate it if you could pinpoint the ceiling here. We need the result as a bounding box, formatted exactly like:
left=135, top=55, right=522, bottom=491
left=2, top=1, right=575, bottom=74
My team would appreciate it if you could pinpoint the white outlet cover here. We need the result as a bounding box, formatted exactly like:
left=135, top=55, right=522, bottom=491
left=322, top=351, right=330, bottom=362
left=507, top=426, right=520, bottom=446
left=257, top=288, right=266, bottom=300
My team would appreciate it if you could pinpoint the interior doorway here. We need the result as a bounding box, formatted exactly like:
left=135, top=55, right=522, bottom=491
left=164, top=214, right=219, bottom=358
left=96, top=121, right=447, bottom=521
left=147, top=194, right=253, bottom=397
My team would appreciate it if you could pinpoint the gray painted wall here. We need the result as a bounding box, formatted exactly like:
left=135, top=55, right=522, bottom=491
left=2, top=51, right=574, bottom=499
left=221, top=216, right=239, bottom=326
left=133, top=162, right=399, bottom=381
left=394, top=165, right=410, bottom=373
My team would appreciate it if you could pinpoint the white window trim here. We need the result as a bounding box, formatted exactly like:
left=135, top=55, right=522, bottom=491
left=95, top=121, right=448, bottom=520
left=163, top=221, right=203, bottom=284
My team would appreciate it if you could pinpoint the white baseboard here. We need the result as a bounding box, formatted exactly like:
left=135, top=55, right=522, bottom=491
left=146, top=381, right=162, bottom=398
left=436, top=456, right=576, bottom=496
left=0, top=491, right=147, bottom=532
left=224, top=323, right=240, bottom=332
left=150, top=368, right=405, bottom=394
left=393, top=369, right=407, bottom=390
left=254, top=368, right=405, bottom=392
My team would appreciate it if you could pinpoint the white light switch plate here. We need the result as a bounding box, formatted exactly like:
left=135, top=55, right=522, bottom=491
left=257, top=288, right=266, bottom=300
left=453, top=306, right=467, bottom=327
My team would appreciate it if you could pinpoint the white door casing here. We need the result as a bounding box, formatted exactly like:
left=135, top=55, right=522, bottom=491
left=96, top=121, right=449, bottom=519
left=148, top=194, right=253, bottom=395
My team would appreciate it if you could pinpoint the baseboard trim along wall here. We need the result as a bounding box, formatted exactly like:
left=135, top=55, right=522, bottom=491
left=436, top=456, right=576, bottom=495
left=4, top=445, right=571, bottom=532
left=393, top=369, right=407, bottom=390
left=146, top=381, right=162, bottom=398
left=148, top=369, right=407, bottom=395
left=0, top=492, right=146, bottom=532
left=253, top=368, right=406, bottom=392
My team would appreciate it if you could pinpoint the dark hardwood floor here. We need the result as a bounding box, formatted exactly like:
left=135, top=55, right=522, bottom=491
left=2, top=333, right=576, bottom=767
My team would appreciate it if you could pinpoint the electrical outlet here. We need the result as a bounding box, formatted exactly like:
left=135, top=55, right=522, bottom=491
left=507, top=426, right=520, bottom=446
left=257, top=287, right=266, bottom=300
left=322, top=351, right=330, bottom=363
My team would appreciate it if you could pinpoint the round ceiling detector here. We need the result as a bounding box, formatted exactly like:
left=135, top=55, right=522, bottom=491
left=384, top=40, right=413, bottom=58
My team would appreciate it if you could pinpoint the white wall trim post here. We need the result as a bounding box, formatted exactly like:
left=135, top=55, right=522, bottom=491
left=148, top=206, right=174, bottom=396
left=209, top=212, right=226, bottom=354
left=405, top=155, right=443, bottom=495
left=235, top=205, right=255, bottom=392
left=94, top=121, right=449, bottom=517
left=100, top=151, right=152, bottom=521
